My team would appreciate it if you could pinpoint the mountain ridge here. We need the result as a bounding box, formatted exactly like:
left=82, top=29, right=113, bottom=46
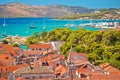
left=0, top=2, right=96, bottom=18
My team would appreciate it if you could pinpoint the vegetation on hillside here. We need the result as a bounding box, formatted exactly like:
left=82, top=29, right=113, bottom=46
left=26, top=28, right=120, bottom=69
left=58, top=8, right=120, bottom=19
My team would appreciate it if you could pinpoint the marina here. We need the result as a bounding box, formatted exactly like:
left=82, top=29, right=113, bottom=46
left=0, top=18, right=120, bottom=39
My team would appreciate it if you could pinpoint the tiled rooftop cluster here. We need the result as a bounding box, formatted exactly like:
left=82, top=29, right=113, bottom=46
left=0, top=43, right=120, bottom=80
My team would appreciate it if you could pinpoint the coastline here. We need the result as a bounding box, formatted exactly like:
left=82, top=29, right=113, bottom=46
left=0, top=18, right=120, bottom=39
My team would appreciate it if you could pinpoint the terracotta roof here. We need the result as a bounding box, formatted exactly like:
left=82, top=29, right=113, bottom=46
left=48, top=53, right=58, bottom=59
left=40, top=52, right=65, bottom=66
left=68, top=49, right=87, bottom=67
left=77, top=67, right=91, bottom=74
left=35, top=78, right=54, bottom=80
left=74, top=60, right=88, bottom=66
left=42, top=50, right=55, bottom=55
left=99, top=63, right=110, bottom=69
left=89, top=74, right=120, bottom=80
left=40, top=56, right=52, bottom=66
left=12, top=47, right=22, bottom=55
left=59, top=54, right=65, bottom=60
left=99, top=63, right=120, bottom=73
left=76, top=67, right=120, bottom=80
left=14, top=66, right=54, bottom=74
left=0, top=44, right=14, bottom=51
left=0, top=78, right=6, bottom=80
left=68, top=49, right=87, bottom=62
left=3, top=47, right=22, bottom=57
left=29, top=43, right=52, bottom=49
left=33, top=61, right=41, bottom=66
left=23, top=50, right=42, bottom=55
left=55, top=65, right=67, bottom=76
left=16, top=77, right=23, bottom=80
left=8, top=65, right=23, bottom=72
left=0, top=54, right=15, bottom=61
left=3, top=51, right=11, bottom=55
left=0, top=66, right=7, bottom=72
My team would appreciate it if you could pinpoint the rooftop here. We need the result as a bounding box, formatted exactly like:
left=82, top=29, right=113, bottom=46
left=0, top=44, right=14, bottom=51
left=14, top=66, right=54, bottom=74
left=29, top=43, right=52, bottom=49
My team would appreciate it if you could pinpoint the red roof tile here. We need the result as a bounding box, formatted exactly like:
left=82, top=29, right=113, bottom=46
left=16, top=77, right=23, bottom=80
left=55, top=65, right=67, bottom=76
left=29, top=43, right=52, bottom=49
left=0, top=78, right=6, bottom=80
left=99, top=63, right=120, bottom=73
left=8, top=65, right=23, bottom=72
left=68, top=48, right=87, bottom=62
left=0, top=54, right=15, bottom=61
left=0, top=44, right=14, bottom=51
left=23, top=50, right=42, bottom=55
left=0, top=66, right=7, bottom=72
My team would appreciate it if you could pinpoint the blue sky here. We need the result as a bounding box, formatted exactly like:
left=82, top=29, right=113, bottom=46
left=0, top=0, right=120, bottom=8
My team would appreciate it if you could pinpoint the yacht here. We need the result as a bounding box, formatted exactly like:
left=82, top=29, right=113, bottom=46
left=29, top=22, right=37, bottom=29
left=1, top=32, right=8, bottom=37
left=29, top=26, right=36, bottom=29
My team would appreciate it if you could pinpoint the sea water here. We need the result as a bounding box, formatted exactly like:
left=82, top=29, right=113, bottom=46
left=0, top=18, right=120, bottom=39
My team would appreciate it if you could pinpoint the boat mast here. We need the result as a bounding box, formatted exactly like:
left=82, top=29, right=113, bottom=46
left=3, top=10, right=6, bottom=27
left=43, top=18, right=46, bottom=32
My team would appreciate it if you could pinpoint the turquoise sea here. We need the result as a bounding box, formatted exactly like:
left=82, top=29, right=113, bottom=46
left=0, top=18, right=120, bottom=39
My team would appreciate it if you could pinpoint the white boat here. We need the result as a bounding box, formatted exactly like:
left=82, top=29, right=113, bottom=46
left=29, top=22, right=37, bottom=29
left=2, top=17, right=7, bottom=27
left=1, top=32, right=8, bottom=37
left=29, top=26, right=36, bottom=29
left=65, top=19, right=76, bottom=28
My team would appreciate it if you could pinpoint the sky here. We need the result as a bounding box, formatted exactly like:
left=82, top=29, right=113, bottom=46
left=0, top=0, right=120, bottom=8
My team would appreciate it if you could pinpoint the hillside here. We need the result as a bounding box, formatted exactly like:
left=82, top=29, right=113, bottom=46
left=0, top=2, right=95, bottom=18
left=58, top=8, right=120, bottom=19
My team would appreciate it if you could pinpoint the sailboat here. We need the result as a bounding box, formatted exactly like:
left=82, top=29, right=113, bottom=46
left=29, top=22, right=36, bottom=29
left=26, top=27, right=29, bottom=33
left=2, top=17, right=7, bottom=27
left=43, top=18, right=46, bottom=31
left=1, top=31, right=8, bottom=37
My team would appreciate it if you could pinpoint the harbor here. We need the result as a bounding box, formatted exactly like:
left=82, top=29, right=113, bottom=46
left=0, top=18, right=120, bottom=39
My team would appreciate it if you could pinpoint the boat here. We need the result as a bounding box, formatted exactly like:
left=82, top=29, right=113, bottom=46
left=2, top=16, right=7, bottom=27
left=29, top=22, right=37, bottom=29
left=29, top=26, right=36, bottom=29
left=1, top=31, right=9, bottom=37
left=1, top=33, right=8, bottom=37
left=65, top=19, right=75, bottom=27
